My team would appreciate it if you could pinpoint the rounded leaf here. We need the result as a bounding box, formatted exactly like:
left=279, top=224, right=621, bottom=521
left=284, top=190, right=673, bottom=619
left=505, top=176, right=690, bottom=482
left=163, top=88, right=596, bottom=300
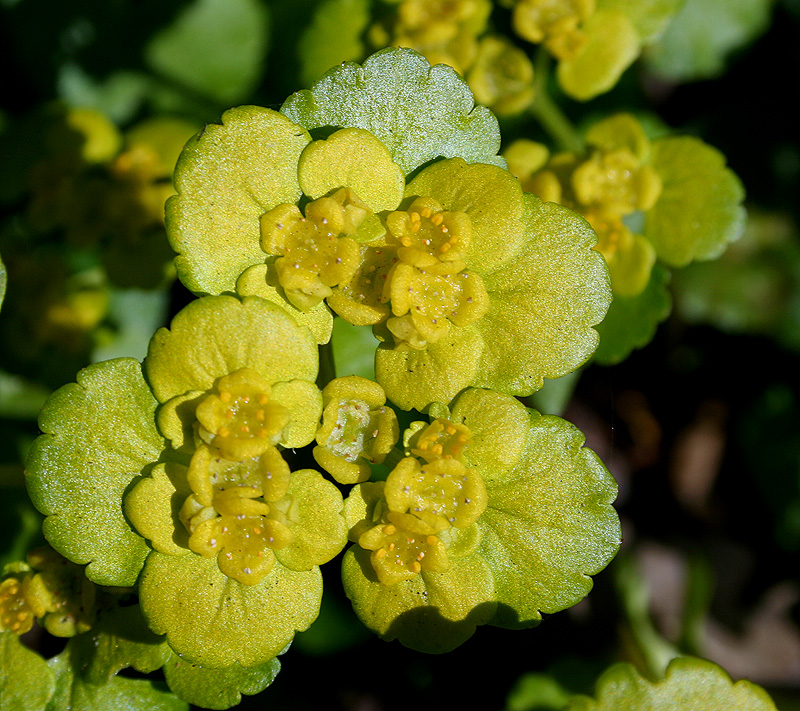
left=140, top=551, right=322, bottom=668
left=568, top=657, right=778, bottom=711
left=646, top=136, right=746, bottom=266
left=341, top=546, right=496, bottom=653
left=145, top=295, right=318, bottom=404
left=167, top=106, right=309, bottom=295
left=281, top=47, right=504, bottom=175
left=25, top=359, right=163, bottom=586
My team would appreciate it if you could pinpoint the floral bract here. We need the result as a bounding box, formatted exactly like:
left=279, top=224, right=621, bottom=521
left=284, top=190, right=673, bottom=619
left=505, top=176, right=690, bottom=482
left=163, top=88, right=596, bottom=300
left=342, top=387, right=620, bottom=652
left=25, top=294, right=348, bottom=669
left=506, top=113, right=745, bottom=364
left=510, top=0, right=683, bottom=100
left=167, top=49, right=610, bottom=412
left=567, top=657, right=778, bottom=711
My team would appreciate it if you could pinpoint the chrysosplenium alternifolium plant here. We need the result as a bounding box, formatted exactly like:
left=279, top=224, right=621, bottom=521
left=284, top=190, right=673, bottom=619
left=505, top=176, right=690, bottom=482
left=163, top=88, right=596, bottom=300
left=20, top=49, right=620, bottom=707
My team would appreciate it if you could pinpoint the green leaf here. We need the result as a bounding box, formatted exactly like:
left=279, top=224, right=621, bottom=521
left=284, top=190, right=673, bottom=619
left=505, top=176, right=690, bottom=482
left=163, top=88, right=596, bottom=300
left=46, top=646, right=186, bottom=711
left=567, top=657, right=778, bottom=710
left=281, top=47, right=505, bottom=175
left=332, top=318, right=379, bottom=380
left=273, top=469, right=347, bottom=571
left=469, top=404, right=620, bottom=628
left=68, top=604, right=171, bottom=686
left=341, top=546, right=497, bottom=653
left=144, top=0, right=269, bottom=105
left=144, top=295, right=318, bottom=404
left=506, top=672, right=573, bottom=711
left=167, top=106, right=309, bottom=295
left=26, top=359, right=164, bottom=586
left=594, top=264, right=672, bottom=366
left=476, top=195, right=611, bottom=396
left=646, top=136, right=746, bottom=267
left=139, top=551, right=322, bottom=667
left=163, top=652, right=279, bottom=710
left=298, top=0, right=371, bottom=88
left=644, top=0, right=773, bottom=81
left=0, top=630, right=55, bottom=711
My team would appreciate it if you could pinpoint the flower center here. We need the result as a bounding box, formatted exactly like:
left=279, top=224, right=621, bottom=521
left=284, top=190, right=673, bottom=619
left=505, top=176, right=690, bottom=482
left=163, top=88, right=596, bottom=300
left=195, top=368, right=290, bottom=461
left=260, top=188, right=367, bottom=311
left=0, top=577, right=35, bottom=634
left=410, top=418, right=472, bottom=461
left=386, top=198, right=471, bottom=264
left=572, top=149, right=662, bottom=220
left=513, top=0, right=594, bottom=59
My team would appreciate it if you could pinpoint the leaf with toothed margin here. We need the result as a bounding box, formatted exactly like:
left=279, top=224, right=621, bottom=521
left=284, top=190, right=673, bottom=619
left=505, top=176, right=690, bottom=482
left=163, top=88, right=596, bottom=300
left=1, top=630, right=55, bottom=711
left=166, top=105, right=310, bottom=296
left=163, top=652, right=280, bottom=710
left=25, top=358, right=164, bottom=587
left=280, top=47, right=505, bottom=175
left=453, top=389, right=621, bottom=629
left=594, top=264, right=672, bottom=365
left=46, top=645, right=186, bottom=711
left=567, top=656, right=779, bottom=711
left=139, top=551, right=322, bottom=668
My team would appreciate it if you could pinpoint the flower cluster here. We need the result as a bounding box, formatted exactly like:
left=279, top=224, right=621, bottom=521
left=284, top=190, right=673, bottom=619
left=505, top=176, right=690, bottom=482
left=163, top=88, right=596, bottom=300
left=22, top=49, right=621, bottom=707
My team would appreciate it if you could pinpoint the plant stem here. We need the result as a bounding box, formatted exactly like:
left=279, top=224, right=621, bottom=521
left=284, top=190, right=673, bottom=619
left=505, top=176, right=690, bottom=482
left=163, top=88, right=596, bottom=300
left=530, top=50, right=584, bottom=154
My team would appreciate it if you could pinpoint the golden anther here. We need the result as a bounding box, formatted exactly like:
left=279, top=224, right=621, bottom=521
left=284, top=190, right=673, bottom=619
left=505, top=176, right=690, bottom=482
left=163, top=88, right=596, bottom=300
left=256, top=409, right=265, bottom=421
left=375, top=548, right=387, bottom=560
left=383, top=524, right=396, bottom=535
left=225, top=409, right=234, bottom=419
left=258, top=394, right=269, bottom=405
left=402, top=237, right=412, bottom=246
left=218, top=427, right=230, bottom=438
left=220, top=391, right=232, bottom=403
left=440, top=243, right=452, bottom=253
left=253, top=527, right=262, bottom=535
left=257, top=428, right=269, bottom=438
left=431, top=213, right=444, bottom=225
left=421, top=207, right=432, bottom=218
left=446, top=426, right=457, bottom=435
left=411, top=222, right=421, bottom=232
left=426, top=535, right=438, bottom=546
left=410, top=212, right=420, bottom=222
left=388, top=542, right=395, bottom=551
left=240, top=425, right=250, bottom=433
left=432, top=444, right=443, bottom=455
left=458, top=434, right=468, bottom=443
left=419, top=441, right=429, bottom=450
left=410, top=561, right=422, bottom=573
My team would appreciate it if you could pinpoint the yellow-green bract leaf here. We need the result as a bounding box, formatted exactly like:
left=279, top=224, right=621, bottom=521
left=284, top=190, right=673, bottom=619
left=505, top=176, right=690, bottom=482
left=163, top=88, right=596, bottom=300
left=594, top=264, right=672, bottom=365
left=298, top=0, right=370, bottom=87
left=167, top=106, right=309, bottom=295
left=467, top=399, right=620, bottom=628
left=144, top=0, right=269, bottom=105
left=476, top=196, right=611, bottom=396
left=281, top=47, right=505, bottom=175
left=646, top=136, right=746, bottom=267
left=25, top=359, right=163, bottom=586
left=273, top=469, right=348, bottom=571
left=163, top=652, right=279, bottom=711
left=46, top=647, right=186, bottom=711
left=145, top=295, right=318, bottom=403
left=567, top=657, right=778, bottom=711
left=0, top=630, right=55, bottom=711
left=236, top=264, right=334, bottom=345
left=139, top=552, right=322, bottom=668
left=297, top=128, right=405, bottom=212
left=645, top=0, right=773, bottom=81
left=557, top=10, right=640, bottom=101
left=341, top=546, right=496, bottom=653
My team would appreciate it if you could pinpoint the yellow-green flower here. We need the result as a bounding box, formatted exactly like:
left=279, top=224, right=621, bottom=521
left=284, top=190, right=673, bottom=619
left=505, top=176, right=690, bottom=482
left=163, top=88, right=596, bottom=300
left=511, top=0, right=683, bottom=100
left=26, top=294, right=347, bottom=669
left=342, top=387, right=620, bottom=652
left=167, top=50, right=610, bottom=412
